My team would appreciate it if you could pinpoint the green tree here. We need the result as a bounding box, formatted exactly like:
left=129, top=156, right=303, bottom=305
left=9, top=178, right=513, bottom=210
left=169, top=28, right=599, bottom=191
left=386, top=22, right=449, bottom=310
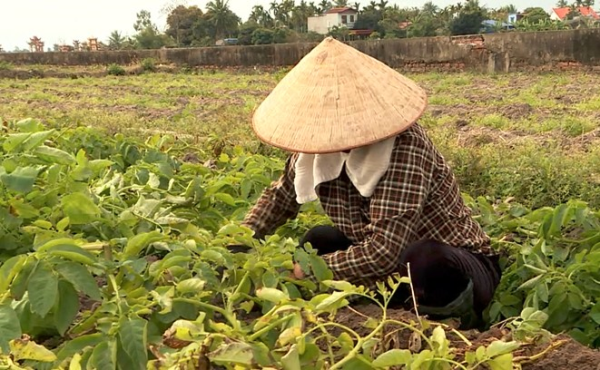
left=421, top=1, right=440, bottom=15
left=290, top=0, right=315, bottom=32
left=273, top=27, right=291, bottom=42
left=205, top=0, right=241, bottom=40
left=408, top=13, right=439, bottom=37
left=135, top=27, right=171, bottom=49
left=318, top=0, right=332, bottom=13
left=165, top=5, right=204, bottom=46
left=107, top=31, right=126, bottom=50
left=252, top=28, right=275, bottom=44
left=249, top=5, right=274, bottom=28
left=490, top=4, right=518, bottom=21
left=190, top=16, right=215, bottom=43
left=132, top=10, right=171, bottom=49
left=582, top=0, right=595, bottom=7
left=522, top=7, right=550, bottom=23
left=238, top=21, right=260, bottom=45
left=327, top=25, right=351, bottom=40
left=376, top=5, right=413, bottom=38
left=354, top=7, right=384, bottom=31
left=556, top=0, right=569, bottom=7
left=449, top=0, right=487, bottom=35
left=134, top=10, right=153, bottom=32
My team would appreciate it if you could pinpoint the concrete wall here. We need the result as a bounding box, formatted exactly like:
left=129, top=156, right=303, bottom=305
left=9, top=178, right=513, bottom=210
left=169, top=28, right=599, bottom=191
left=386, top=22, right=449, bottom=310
left=2, top=29, right=600, bottom=73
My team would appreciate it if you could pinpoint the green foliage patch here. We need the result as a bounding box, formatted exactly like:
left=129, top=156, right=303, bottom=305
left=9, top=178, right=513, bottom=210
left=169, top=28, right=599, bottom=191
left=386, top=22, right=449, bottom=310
left=0, top=118, right=597, bottom=369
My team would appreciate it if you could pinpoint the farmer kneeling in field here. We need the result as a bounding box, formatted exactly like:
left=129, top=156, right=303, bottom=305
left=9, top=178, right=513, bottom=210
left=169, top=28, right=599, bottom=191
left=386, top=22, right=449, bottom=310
left=239, top=37, right=502, bottom=330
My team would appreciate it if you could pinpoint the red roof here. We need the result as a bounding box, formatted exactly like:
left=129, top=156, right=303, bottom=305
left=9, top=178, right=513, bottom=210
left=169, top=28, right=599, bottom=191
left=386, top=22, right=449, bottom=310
left=552, top=6, right=599, bottom=20
left=325, top=7, right=357, bottom=14
left=398, top=21, right=412, bottom=29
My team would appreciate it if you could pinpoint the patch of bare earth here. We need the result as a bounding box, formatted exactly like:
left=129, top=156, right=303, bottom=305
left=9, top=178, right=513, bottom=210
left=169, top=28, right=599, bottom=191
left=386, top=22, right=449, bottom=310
left=0, top=65, right=181, bottom=80
left=451, top=123, right=600, bottom=152
left=330, top=304, right=600, bottom=370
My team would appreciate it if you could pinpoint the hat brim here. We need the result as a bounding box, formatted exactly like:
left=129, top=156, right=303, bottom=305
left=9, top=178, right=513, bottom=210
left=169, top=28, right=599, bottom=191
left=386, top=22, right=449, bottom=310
left=251, top=37, right=428, bottom=154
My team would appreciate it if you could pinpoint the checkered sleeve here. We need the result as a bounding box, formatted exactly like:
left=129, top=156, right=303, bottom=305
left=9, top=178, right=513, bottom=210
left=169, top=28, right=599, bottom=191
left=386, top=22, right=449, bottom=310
left=241, top=153, right=302, bottom=240
left=321, top=133, right=434, bottom=283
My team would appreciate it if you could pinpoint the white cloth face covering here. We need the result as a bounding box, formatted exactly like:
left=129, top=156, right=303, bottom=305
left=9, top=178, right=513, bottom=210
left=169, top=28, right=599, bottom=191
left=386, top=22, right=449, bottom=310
left=293, top=136, right=396, bottom=204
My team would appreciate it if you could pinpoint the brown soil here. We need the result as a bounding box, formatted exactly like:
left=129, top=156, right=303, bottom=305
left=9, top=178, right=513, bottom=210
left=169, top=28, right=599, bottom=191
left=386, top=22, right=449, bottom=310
left=326, top=304, right=600, bottom=370
left=499, top=103, right=533, bottom=120
left=452, top=122, right=600, bottom=152
left=0, top=65, right=278, bottom=80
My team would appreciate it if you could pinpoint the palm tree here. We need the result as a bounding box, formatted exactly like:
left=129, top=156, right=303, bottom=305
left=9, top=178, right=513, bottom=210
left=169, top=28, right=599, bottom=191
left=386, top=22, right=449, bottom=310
left=108, top=31, right=125, bottom=50
left=249, top=5, right=274, bottom=27
left=279, top=0, right=295, bottom=25
left=292, top=0, right=314, bottom=31
left=205, top=0, right=241, bottom=40
left=422, top=1, right=440, bottom=16
left=319, top=0, right=331, bottom=13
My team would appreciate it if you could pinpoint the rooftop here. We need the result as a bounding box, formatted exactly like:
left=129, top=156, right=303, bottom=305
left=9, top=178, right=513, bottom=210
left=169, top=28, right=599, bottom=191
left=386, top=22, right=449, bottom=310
left=325, top=7, right=358, bottom=14
left=552, top=6, right=599, bottom=20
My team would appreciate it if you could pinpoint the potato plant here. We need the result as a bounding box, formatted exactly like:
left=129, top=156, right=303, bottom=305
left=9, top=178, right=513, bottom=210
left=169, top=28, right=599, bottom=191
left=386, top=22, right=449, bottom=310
left=0, top=118, right=597, bottom=369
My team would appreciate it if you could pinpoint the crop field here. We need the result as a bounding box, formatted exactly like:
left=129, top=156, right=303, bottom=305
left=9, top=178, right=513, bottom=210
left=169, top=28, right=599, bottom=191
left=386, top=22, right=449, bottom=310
left=0, top=67, right=599, bottom=369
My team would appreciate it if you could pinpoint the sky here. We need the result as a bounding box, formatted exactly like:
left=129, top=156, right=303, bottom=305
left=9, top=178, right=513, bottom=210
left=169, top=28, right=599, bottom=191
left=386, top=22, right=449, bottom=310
left=1, top=0, right=562, bottom=51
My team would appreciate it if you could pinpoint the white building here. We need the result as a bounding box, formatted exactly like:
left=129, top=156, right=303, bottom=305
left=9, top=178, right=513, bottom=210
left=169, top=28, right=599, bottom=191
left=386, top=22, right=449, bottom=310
left=307, top=7, right=358, bottom=35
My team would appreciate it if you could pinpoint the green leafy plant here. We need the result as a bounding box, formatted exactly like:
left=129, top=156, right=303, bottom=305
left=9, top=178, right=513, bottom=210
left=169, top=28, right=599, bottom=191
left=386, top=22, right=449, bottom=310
left=467, top=195, right=600, bottom=347
left=0, top=118, right=596, bottom=370
left=141, top=58, right=157, bottom=72
left=107, top=64, right=126, bottom=76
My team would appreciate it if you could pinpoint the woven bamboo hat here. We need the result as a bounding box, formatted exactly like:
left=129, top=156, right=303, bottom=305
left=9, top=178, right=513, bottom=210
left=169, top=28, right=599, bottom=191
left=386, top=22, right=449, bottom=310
left=251, top=37, right=428, bottom=154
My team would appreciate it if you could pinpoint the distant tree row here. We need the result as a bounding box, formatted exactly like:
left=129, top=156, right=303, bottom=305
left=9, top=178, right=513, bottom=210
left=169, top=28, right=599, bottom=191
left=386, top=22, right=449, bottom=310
left=115, top=0, right=593, bottom=49
left=9, top=0, right=598, bottom=52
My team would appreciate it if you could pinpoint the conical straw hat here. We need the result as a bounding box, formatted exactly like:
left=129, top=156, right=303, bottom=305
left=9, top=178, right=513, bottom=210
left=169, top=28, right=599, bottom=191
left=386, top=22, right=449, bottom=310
left=251, top=36, right=428, bottom=154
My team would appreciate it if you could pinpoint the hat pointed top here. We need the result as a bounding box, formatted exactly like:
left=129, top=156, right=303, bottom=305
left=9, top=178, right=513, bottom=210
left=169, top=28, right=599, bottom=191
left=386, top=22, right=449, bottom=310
left=251, top=37, right=428, bottom=154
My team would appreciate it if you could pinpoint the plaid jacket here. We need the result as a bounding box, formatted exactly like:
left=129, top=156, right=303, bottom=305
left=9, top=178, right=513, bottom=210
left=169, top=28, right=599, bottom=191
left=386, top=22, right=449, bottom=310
left=242, top=123, right=491, bottom=288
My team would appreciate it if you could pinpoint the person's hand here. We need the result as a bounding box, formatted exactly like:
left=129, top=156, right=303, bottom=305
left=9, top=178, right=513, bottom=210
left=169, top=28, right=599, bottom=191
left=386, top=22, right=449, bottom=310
left=293, top=263, right=305, bottom=279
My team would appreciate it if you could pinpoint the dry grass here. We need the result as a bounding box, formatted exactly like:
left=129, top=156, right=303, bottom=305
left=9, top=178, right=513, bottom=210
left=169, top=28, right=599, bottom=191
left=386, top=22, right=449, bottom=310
left=2, top=68, right=600, bottom=208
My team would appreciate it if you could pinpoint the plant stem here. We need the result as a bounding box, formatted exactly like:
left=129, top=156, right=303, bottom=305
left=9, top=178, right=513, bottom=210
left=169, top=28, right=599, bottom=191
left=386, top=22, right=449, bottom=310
left=513, top=339, right=568, bottom=363
left=226, top=271, right=250, bottom=313
left=329, top=308, right=389, bottom=370
left=108, top=274, right=122, bottom=315
left=225, top=271, right=250, bottom=332
left=0, top=291, right=11, bottom=305
left=248, top=315, right=293, bottom=341
left=406, top=262, right=422, bottom=328
left=305, top=322, right=362, bottom=343
left=422, top=357, right=469, bottom=370
left=431, top=323, right=473, bottom=347
left=317, top=325, right=336, bottom=365
left=174, top=298, right=239, bottom=330
left=346, top=306, right=370, bottom=319
left=327, top=272, right=413, bottom=369
left=384, top=319, right=433, bottom=349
